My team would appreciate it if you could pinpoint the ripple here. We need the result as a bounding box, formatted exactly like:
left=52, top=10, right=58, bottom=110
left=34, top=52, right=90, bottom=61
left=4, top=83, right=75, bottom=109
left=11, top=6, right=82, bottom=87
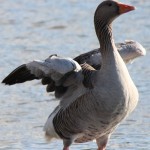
left=50, top=25, right=67, bottom=30
left=0, top=0, right=149, bottom=150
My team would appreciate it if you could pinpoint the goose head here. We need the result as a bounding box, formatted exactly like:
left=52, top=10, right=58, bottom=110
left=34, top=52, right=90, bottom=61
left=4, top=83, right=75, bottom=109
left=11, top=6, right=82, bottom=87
left=94, top=0, right=135, bottom=51
left=94, top=0, right=135, bottom=26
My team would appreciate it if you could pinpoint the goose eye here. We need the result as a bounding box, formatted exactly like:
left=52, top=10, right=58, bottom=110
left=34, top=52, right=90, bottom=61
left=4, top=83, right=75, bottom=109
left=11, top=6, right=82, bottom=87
left=108, top=3, right=112, bottom=7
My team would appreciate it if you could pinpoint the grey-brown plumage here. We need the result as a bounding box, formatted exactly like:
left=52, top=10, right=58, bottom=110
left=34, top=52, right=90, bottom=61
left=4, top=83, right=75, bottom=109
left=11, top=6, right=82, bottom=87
left=44, top=1, right=139, bottom=150
left=2, top=1, right=141, bottom=150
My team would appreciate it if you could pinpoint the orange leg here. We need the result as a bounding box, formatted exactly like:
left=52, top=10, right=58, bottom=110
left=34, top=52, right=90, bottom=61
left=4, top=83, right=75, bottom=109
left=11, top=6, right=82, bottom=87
left=96, top=134, right=110, bottom=150
left=63, top=139, right=72, bottom=150
left=63, top=147, right=69, bottom=150
left=97, top=145, right=106, bottom=150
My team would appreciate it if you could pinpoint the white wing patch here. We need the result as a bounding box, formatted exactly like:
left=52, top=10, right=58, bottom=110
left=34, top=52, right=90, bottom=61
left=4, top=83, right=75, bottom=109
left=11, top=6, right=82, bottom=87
left=26, top=55, right=82, bottom=81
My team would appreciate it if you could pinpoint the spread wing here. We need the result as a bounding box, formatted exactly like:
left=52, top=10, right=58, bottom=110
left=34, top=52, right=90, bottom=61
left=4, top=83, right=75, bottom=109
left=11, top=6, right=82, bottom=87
left=2, top=55, right=96, bottom=103
left=2, top=40, right=145, bottom=86
left=2, top=40, right=145, bottom=100
left=2, top=55, right=81, bottom=84
left=74, top=40, right=146, bottom=70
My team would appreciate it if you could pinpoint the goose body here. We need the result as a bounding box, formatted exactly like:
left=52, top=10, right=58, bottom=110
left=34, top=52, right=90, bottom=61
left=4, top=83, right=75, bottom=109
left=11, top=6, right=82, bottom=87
left=2, top=1, right=141, bottom=150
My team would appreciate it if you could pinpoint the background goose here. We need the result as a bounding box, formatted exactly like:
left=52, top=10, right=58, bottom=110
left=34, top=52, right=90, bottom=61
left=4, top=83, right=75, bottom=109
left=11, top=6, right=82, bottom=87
left=2, top=1, right=140, bottom=150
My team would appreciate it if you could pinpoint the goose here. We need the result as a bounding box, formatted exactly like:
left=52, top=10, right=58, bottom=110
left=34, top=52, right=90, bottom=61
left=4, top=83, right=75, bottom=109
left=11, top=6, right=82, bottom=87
left=2, top=1, right=139, bottom=150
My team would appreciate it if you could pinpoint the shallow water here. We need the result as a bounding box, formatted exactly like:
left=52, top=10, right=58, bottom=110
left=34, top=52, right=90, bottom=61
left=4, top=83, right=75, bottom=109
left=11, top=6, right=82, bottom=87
left=0, top=0, right=150, bottom=150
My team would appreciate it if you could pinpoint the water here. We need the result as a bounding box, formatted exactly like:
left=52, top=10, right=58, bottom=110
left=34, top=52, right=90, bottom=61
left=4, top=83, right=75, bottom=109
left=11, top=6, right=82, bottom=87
left=0, top=0, right=149, bottom=149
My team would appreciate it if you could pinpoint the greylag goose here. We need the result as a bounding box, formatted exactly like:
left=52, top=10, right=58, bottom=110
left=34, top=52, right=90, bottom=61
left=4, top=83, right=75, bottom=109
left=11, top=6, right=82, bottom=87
left=2, top=1, right=139, bottom=150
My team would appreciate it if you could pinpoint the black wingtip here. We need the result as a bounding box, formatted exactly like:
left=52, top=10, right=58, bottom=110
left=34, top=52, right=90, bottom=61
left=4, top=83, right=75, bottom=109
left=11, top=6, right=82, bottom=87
left=1, top=80, right=8, bottom=85
left=2, top=64, right=26, bottom=85
left=2, top=64, right=38, bottom=85
left=2, top=78, right=15, bottom=85
left=1, top=80, right=7, bottom=85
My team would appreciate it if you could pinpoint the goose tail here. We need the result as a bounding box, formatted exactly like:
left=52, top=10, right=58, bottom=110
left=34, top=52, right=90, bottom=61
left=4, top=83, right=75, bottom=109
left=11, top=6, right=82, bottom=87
left=43, top=106, right=60, bottom=141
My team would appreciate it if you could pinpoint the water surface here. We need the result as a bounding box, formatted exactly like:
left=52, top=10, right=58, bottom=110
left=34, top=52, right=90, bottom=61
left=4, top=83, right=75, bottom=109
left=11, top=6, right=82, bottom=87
left=0, top=0, right=150, bottom=150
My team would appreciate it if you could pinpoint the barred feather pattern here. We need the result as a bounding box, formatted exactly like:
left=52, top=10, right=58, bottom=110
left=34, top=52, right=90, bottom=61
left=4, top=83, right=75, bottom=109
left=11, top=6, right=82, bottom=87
left=52, top=90, right=120, bottom=143
left=81, top=63, right=96, bottom=89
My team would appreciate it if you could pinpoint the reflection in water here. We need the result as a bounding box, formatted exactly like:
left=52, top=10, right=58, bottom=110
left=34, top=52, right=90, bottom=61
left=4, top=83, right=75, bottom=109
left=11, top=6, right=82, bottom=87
left=0, top=0, right=149, bottom=150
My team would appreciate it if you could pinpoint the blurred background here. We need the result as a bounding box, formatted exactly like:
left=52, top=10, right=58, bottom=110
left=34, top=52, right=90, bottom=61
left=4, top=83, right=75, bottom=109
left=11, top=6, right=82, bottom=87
left=0, top=0, right=149, bottom=149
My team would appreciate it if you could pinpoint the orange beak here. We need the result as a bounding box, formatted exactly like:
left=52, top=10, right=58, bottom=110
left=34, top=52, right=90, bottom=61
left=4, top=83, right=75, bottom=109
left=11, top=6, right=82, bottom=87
left=117, top=2, right=135, bottom=14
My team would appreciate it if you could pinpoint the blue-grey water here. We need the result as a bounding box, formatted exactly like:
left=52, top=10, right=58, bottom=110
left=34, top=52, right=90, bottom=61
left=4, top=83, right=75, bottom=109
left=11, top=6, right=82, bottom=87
left=0, top=0, right=149, bottom=150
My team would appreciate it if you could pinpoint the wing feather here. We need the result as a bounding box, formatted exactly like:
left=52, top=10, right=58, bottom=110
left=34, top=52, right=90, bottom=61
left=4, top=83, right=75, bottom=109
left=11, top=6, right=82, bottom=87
left=2, top=64, right=38, bottom=85
left=2, top=55, right=81, bottom=85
